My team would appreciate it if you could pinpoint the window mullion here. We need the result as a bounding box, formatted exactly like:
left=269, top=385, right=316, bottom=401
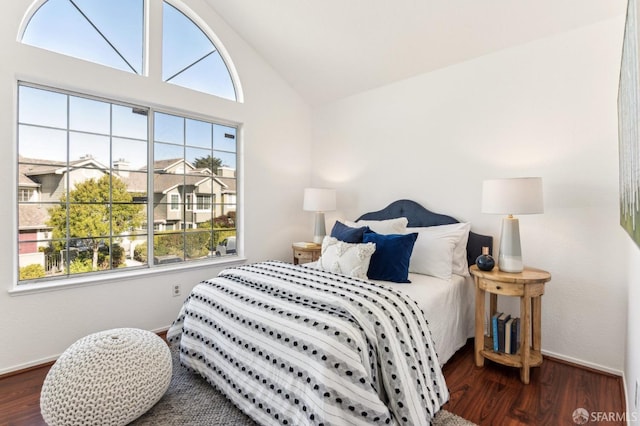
left=146, top=0, right=163, bottom=81
left=182, top=117, right=187, bottom=261
left=148, top=109, right=155, bottom=267
left=65, top=94, right=71, bottom=277
left=164, top=50, right=215, bottom=83
left=108, top=104, right=113, bottom=270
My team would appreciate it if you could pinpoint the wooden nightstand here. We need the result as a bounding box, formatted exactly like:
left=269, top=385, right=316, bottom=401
left=292, top=242, right=321, bottom=265
left=469, top=264, right=551, bottom=384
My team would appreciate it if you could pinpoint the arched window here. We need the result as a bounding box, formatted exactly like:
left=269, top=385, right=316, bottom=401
left=21, top=0, right=144, bottom=75
left=20, top=0, right=238, bottom=101
left=162, top=2, right=237, bottom=101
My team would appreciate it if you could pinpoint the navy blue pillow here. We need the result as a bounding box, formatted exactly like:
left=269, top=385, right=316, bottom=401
left=330, top=221, right=369, bottom=243
left=363, top=231, right=418, bottom=283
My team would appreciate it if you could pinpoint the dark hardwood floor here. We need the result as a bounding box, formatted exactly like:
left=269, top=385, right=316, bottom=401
left=0, top=340, right=625, bottom=426
left=0, top=360, right=51, bottom=426
left=442, top=341, right=625, bottom=425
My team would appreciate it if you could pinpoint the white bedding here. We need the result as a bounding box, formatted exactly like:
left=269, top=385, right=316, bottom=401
left=378, top=273, right=475, bottom=365
left=308, top=261, right=474, bottom=365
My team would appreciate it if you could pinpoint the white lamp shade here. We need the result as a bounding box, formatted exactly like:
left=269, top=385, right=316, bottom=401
left=482, top=177, right=543, bottom=273
left=481, top=177, right=544, bottom=215
left=303, top=188, right=336, bottom=212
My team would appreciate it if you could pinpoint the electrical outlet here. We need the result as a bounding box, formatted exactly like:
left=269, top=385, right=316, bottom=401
left=635, top=379, right=639, bottom=409
left=172, top=284, right=181, bottom=297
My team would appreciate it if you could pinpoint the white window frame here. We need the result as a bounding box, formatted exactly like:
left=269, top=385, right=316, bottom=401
left=12, top=0, right=243, bottom=293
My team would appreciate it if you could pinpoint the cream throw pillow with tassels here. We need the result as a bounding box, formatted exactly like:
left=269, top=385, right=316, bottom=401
left=318, top=236, right=376, bottom=279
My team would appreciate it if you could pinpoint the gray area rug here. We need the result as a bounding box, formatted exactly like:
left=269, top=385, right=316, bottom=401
left=132, top=349, right=476, bottom=425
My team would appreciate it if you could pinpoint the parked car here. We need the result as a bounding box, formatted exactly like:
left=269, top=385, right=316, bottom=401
left=215, top=236, right=236, bottom=256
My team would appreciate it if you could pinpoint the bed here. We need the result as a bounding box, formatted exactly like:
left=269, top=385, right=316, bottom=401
left=167, top=200, right=492, bottom=426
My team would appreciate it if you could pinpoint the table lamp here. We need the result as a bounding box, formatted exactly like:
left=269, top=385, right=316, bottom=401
left=481, top=177, right=543, bottom=273
left=303, top=188, right=336, bottom=244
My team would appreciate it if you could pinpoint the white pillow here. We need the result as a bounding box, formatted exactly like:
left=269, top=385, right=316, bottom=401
left=345, top=217, right=408, bottom=235
left=406, top=222, right=471, bottom=279
left=440, top=222, right=471, bottom=276
left=317, top=236, right=376, bottom=279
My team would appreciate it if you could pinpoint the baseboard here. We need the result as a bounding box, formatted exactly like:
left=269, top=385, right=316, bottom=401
left=0, top=355, right=58, bottom=378
left=150, top=326, right=170, bottom=336
left=542, top=349, right=623, bottom=377
left=0, top=326, right=172, bottom=379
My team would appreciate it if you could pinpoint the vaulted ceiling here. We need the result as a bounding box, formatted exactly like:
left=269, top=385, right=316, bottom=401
left=205, top=0, right=626, bottom=106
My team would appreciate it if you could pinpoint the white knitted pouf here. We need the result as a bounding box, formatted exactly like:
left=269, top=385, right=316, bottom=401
left=40, top=328, right=172, bottom=426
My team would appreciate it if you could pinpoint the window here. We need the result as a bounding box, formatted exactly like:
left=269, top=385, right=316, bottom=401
left=18, top=84, right=149, bottom=279
left=17, top=1, right=241, bottom=285
left=21, top=0, right=237, bottom=100
left=153, top=111, right=237, bottom=265
left=162, top=2, right=236, bottom=101
left=170, top=194, right=180, bottom=211
left=17, top=83, right=238, bottom=282
left=21, top=0, right=144, bottom=74
left=18, top=188, right=35, bottom=202
left=196, top=195, right=212, bottom=211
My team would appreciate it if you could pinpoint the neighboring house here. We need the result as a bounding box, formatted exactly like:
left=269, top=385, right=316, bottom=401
left=18, top=161, right=48, bottom=260
left=19, top=156, right=108, bottom=203
left=216, top=166, right=237, bottom=216
left=18, top=155, right=236, bottom=267
left=130, top=157, right=235, bottom=231
left=17, top=204, right=49, bottom=268
left=18, top=156, right=110, bottom=268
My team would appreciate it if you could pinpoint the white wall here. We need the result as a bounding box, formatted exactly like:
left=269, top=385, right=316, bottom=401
left=312, top=17, right=629, bottom=373
left=627, top=245, right=640, bottom=423
left=0, top=0, right=312, bottom=373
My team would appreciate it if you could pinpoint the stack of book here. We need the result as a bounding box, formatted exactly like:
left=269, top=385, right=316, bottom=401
left=491, top=312, right=520, bottom=354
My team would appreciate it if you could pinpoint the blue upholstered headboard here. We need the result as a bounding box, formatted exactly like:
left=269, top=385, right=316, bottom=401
left=356, top=199, right=493, bottom=268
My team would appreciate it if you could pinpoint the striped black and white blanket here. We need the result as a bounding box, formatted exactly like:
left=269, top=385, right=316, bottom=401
left=167, top=261, right=449, bottom=425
